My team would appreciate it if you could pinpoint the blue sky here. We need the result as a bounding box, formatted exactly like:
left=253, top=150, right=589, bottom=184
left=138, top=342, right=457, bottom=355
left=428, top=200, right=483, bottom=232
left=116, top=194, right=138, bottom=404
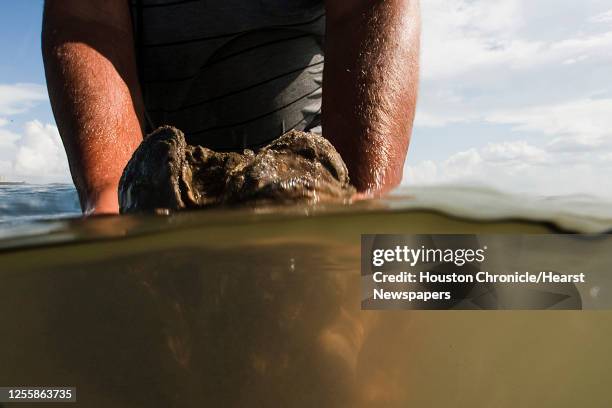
left=0, top=1, right=52, bottom=123
left=0, top=1, right=611, bottom=198
left=0, top=2, right=44, bottom=83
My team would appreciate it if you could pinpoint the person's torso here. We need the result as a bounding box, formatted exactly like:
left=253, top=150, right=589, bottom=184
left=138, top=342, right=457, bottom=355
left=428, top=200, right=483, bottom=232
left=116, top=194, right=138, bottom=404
left=131, top=0, right=325, bottom=150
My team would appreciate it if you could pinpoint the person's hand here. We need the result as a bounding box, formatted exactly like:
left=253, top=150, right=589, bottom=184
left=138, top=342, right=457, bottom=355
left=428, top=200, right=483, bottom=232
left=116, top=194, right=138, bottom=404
left=83, top=186, right=120, bottom=216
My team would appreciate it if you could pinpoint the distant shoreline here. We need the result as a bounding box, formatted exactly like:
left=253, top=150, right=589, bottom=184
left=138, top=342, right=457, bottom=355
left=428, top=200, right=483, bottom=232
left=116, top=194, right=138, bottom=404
left=0, top=182, right=26, bottom=185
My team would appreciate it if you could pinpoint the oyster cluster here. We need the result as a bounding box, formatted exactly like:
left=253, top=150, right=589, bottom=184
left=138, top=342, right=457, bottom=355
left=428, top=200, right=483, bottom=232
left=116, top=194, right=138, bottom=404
left=119, top=126, right=355, bottom=213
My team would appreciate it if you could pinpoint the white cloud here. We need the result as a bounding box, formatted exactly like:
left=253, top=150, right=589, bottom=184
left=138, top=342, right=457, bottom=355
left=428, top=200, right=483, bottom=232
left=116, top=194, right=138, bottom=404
left=562, top=55, right=589, bottom=65
left=0, top=120, right=21, bottom=172
left=481, top=140, right=548, bottom=164
left=487, top=98, right=612, bottom=145
left=590, top=9, right=612, bottom=23
left=415, top=97, right=612, bottom=149
left=406, top=97, right=612, bottom=197
left=404, top=136, right=612, bottom=198
left=421, top=0, right=527, bottom=80
left=0, top=119, right=70, bottom=183
left=416, top=0, right=612, bottom=128
left=0, top=82, right=69, bottom=183
left=0, top=83, right=47, bottom=116
left=421, top=0, right=612, bottom=81
left=406, top=0, right=612, bottom=198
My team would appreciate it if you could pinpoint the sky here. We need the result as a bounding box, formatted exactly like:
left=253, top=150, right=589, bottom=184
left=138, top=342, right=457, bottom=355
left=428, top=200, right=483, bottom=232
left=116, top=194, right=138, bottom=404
left=0, top=0, right=611, bottom=198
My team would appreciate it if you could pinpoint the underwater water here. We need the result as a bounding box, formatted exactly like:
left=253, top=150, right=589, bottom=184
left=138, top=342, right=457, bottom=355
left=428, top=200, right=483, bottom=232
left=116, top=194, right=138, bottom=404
left=0, top=184, right=611, bottom=407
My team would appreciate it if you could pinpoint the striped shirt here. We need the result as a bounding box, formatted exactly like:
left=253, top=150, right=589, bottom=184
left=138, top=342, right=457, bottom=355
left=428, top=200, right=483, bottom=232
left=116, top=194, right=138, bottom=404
left=130, top=0, right=325, bottom=150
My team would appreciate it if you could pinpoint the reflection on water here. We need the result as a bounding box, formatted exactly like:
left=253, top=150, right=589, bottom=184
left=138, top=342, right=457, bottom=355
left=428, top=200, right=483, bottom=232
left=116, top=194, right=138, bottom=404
left=0, top=190, right=611, bottom=406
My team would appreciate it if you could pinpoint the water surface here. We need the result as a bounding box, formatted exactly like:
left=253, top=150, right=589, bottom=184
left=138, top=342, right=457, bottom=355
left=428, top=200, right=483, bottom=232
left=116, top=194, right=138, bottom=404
left=0, top=184, right=611, bottom=407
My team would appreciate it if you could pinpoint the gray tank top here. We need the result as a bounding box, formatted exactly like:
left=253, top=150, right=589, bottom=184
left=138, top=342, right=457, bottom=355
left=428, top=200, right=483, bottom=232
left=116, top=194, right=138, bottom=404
left=130, top=0, right=325, bottom=150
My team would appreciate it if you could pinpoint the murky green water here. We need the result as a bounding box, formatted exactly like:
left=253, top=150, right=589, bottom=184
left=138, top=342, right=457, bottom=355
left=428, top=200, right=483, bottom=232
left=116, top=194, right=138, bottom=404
left=0, top=187, right=611, bottom=407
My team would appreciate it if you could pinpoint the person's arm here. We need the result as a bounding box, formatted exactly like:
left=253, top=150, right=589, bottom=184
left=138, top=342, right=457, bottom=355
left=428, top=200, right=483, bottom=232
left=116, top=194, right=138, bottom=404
left=42, top=0, right=145, bottom=214
left=323, top=0, right=420, bottom=194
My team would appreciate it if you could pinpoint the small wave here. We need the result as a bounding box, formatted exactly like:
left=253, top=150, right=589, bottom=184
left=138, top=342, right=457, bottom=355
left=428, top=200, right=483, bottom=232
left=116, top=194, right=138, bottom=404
left=0, top=183, right=80, bottom=223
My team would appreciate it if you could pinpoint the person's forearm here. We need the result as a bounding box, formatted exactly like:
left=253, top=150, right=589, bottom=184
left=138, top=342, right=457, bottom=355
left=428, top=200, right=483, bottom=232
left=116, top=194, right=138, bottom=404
left=323, top=0, right=420, bottom=193
left=42, top=1, right=145, bottom=214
